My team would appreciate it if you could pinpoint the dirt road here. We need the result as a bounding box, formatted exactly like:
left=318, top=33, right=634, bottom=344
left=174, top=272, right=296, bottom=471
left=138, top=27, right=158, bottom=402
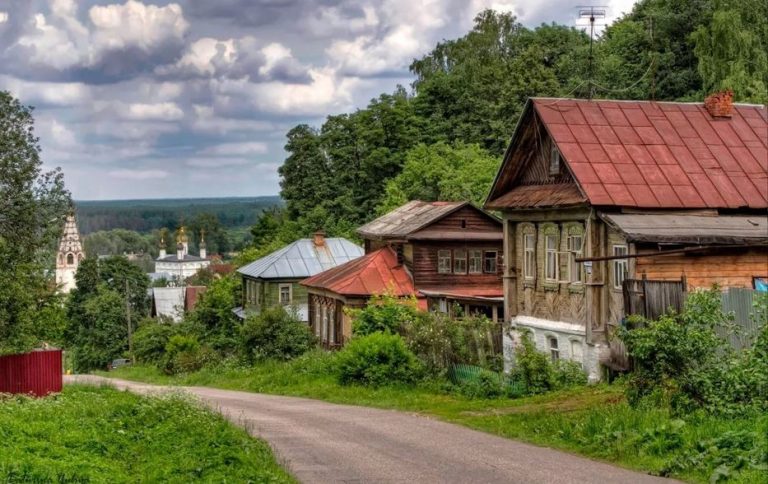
left=67, top=375, right=674, bottom=484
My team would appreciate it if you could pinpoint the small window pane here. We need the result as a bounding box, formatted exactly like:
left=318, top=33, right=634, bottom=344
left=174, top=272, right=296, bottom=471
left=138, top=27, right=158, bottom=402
left=438, top=250, right=452, bottom=274
left=468, top=250, right=482, bottom=274
left=524, top=234, right=535, bottom=280
left=612, top=245, right=628, bottom=289
left=545, top=235, right=558, bottom=281
left=483, top=251, right=497, bottom=274
left=549, top=336, right=560, bottom=362
left=454, top=249, right=467, bottom=274
left=549, top=146, right=560, bottom=175
left=279, top=284, right=291, bottom=304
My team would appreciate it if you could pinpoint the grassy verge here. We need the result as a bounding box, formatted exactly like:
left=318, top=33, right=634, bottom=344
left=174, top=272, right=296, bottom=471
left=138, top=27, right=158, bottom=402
left=104, top=353, right=767, bottom=483
left=0, top=384, right=294, bottom=483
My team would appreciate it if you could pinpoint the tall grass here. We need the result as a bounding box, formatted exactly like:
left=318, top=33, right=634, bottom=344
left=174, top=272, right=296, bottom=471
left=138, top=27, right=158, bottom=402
left=0, top=385, right=294, bottom=483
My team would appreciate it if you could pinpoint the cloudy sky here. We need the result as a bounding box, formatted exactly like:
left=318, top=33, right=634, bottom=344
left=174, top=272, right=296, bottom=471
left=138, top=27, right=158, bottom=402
left=0, top=0, right=635, bottom=200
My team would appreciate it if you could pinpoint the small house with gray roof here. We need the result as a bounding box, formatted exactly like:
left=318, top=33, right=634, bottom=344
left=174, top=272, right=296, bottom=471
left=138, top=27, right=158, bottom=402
left=235, top=232, right=364, bottom=322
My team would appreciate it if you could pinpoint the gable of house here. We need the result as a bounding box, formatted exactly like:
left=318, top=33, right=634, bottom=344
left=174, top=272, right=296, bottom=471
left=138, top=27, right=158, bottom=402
left=487, top=98, right=768, bottom=211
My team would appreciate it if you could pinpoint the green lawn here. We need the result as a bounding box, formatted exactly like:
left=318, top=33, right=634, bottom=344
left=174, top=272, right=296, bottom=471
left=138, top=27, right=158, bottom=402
left=0, top=384, right=294, bottom=483
left=105, top=353, right=768, bottom=483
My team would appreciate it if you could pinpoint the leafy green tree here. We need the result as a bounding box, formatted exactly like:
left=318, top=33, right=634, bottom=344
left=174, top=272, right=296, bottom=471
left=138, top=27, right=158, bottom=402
left=377, top=142, right=499, bottom=214
left=185, top=275, right=241, bottom=352
left=188, top=212, right=231, bottom=255
left=239, top=307, right=315, bottom=362
left=69, top=286, right=129, bottom=371
left=250, top=206, right=286, bottom=247
left=0, top=91, right=71, bottom=354
left=692, top=0, right=768, bottom=103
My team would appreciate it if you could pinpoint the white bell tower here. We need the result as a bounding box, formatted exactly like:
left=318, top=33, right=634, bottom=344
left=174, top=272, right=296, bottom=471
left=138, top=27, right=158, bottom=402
left=55, top=212, right=85, bottom=293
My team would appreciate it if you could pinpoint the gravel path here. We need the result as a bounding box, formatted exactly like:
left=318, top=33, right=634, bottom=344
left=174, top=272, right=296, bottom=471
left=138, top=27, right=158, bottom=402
left=67, top=375, right=675, bottom=484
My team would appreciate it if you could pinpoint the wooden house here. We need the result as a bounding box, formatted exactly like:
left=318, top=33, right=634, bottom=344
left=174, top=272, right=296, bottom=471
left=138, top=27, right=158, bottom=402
left=235, top=232, right=364, bottom=322
left=485, top=92, right=768, bottom=380
left=301, top=201, right=504, bottom=347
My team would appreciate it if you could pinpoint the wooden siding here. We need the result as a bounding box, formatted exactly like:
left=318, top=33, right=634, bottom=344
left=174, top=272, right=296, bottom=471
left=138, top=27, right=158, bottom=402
left=412, top=240, right=503, bottom=288
left=419, top=206, right=500, bottom=233
left=635, top=247, right=768, bottom=289
left=243, top=276, right=307, bottom=312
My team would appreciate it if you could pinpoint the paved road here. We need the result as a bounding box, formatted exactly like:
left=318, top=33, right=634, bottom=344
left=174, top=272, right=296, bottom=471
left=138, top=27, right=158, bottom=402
left=67, top=375, right=673, bottom=484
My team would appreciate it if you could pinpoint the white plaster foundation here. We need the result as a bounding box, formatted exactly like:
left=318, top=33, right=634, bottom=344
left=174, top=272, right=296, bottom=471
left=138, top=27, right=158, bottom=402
left=503, top=315, right=608, bottom=382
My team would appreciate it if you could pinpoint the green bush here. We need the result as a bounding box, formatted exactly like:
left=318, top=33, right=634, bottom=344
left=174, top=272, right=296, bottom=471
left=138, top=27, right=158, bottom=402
left=239, top=307, right=316, bottom=363
left=457, top=369, right=504, bottom=399
left=552, top=360, right=589, bottom=388
left=620, top=288, right=768, bottom=415
left=512, top=329, right=555, bottom=394
left=162, top=335, right=218, bottom=375
left=350, top=293, right=420, bottom=336
left=403, top=311, right=501, bottom=374
left=335, top=332, right=422, bottom=386
left=132, top=319, right=177, bottom=364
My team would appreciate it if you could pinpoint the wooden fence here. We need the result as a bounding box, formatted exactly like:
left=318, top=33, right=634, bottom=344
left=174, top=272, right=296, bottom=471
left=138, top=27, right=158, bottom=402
left=622, top=275, right=687, bottom=321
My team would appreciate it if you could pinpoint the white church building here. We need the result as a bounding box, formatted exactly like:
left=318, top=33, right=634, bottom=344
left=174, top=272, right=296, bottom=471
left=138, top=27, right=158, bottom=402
left=56, top=212, right=85, bottom=293
left=154, top=227, right=211, bottom=282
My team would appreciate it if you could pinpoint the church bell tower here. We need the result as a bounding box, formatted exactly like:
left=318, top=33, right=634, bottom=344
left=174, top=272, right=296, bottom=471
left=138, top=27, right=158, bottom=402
left=56, top=212, right=85, bottom=293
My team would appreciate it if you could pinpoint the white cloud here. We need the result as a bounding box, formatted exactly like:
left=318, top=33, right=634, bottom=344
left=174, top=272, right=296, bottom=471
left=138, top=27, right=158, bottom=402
left=14, top=1, right=188, bottom=72
left=200, top=142, right=268, bottom=156
left=109, top=169, right=170, bottom=180
left=0, top=75, right=90, bottom=106
left=94, top=101, right=184, bottom=121
left=88, top=1, right=188, bottom=52
left=0, top=11, right=9, bottom=23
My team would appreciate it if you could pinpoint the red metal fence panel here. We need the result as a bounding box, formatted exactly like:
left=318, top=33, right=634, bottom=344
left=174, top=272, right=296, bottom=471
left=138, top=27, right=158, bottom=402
left=0, top=349, right=63, bottom=397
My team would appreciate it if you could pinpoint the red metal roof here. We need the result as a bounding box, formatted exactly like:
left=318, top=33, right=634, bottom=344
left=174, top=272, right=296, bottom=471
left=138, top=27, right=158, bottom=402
left=533, top=99, right=768, bottom=209
left=300, top=247, right=417, bottom=297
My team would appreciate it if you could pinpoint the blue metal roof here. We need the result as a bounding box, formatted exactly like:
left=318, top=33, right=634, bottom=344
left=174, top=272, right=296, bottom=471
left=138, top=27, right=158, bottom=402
left=237, top=238, right=364, bottom=279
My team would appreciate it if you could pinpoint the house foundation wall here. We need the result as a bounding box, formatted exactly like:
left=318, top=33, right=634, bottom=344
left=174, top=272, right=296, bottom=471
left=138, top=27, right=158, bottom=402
left=504, top=315, right=608, bottom=382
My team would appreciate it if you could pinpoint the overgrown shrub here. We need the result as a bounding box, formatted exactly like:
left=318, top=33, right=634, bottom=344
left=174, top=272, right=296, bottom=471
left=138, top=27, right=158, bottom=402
left=239, top=307, right=315, bottom=363
left=162, top=335, right=218, bottom=375
left=335, top=332, right=422, bottom=386
left=403, top=311, right=501, bottom=374
left=132, top=319, right=177, bottom=364
left=457, top=369, right=504, bottom=399
left=350, top=293, right=420, bottom=336
left=620, top=288, right=768, bottom=415
left=552, top=360, right=589, bottom=388
left=511, top=329, right=555, bottom=394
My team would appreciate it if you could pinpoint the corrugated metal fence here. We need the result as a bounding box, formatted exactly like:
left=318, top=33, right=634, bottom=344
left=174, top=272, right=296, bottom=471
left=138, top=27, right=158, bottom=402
left=0, top=349, right=63, bottom=397
left=719, top=288, right=764, bottom=350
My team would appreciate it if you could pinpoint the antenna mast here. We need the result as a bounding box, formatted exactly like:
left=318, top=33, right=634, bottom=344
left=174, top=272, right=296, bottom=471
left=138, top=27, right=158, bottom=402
left=578, top=6, right=606, bottom=100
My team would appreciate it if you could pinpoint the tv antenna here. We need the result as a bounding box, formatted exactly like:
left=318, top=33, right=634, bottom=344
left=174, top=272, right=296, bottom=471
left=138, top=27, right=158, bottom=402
left=577, top=6, right=606, bottom=100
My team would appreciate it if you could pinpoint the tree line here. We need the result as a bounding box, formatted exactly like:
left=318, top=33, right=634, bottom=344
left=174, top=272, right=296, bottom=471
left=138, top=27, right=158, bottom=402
left=255, top=2, right=766, bottom=252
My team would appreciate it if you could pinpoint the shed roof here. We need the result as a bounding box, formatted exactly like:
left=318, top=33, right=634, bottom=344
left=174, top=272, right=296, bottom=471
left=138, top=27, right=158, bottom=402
left=300, top=247, right=416, bottom=297
left=357, top=201, right=471, bottom=239
left=488, top=98, right=768, bottom=210
left=601, top=213, right=768, bottom=245
left=237, top=238, right=364, bottom=279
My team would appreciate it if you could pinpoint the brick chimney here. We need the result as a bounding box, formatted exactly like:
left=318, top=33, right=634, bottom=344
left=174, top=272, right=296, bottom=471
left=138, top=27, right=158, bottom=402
left=704, top=89, right=734, bottom=118
left=313, top=230, right=326, bottom=247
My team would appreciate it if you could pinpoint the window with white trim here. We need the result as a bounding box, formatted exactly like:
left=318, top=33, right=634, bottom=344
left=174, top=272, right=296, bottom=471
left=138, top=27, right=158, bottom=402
left=438, top=250, right=452, bottom=274
left=468, top=250, right=482, bottom=274
left=484, top=251, right=498, bottom=274
left=567, top=234, right=584, bottom=283
left=613, top=245, right=629, bottom=289
left=279, top=283, right=292, bottom=304
left=453, top=249, right=467, bottom=274
left=545, top=235, right=558, bottom=282
left=548, top=336, right=560, bottom=362
left=524, top=234, right=535, bottom=280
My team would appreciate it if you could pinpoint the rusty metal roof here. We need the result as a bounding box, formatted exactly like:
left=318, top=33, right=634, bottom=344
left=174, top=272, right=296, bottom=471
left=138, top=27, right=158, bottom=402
left=535, top=98, right=768, bottom=209
left=602, top=213, right=768, bottom=245
left=357, top=201, right=468, bottom=239
left=300, top=247, right=417, bottom=297
left=486, top=183, right=586, bottom=209
left=237, top=238, right=364, bottom=279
